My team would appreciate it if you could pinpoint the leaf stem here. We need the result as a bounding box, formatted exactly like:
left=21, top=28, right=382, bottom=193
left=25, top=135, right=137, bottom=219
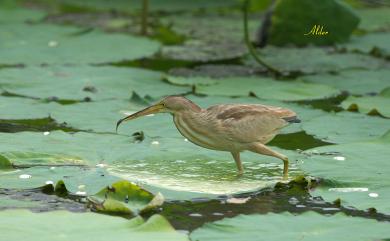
left=141, top=0, right=149, bottom=35
left=243, top=0, right=281, bottom=76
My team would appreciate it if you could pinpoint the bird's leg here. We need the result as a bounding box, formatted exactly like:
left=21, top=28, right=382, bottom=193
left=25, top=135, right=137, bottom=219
left=249, top=143, right=289, bottom=177
left=231, top=152, right=243, bottom=175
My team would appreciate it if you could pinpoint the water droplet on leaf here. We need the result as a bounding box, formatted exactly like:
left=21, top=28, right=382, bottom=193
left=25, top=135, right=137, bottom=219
left=368, top=193, right=379, bottom=198
left=19, top=174, right=31, bottom=179
left=48, top=40, right=58, bottom=47
left=333, top=156, right=346, bottom=161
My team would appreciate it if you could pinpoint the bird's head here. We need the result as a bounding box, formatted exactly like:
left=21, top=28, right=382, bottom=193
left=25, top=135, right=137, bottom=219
left=116, top=95, right=200, bottom=132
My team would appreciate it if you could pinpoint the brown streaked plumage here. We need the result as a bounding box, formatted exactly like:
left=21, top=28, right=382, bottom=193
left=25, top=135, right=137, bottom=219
left=116, top=96, right=300, bottom=177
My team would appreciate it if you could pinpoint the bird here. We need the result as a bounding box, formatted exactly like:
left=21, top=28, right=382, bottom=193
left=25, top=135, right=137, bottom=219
left=116, top=95, right=300, bottom=177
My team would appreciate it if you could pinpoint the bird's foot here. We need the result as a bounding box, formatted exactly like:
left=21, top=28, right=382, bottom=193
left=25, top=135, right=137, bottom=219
left=237, top=170, right=243, bottom=176
left=282, top=172, right=288, bottom=181
left=282, top=158, right=289, bottom=180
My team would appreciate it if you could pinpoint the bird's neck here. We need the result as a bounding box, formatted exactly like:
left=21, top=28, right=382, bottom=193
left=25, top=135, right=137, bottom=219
left=171, top=102, right=202, bottom=119
left=186, top=101, right=202, bottom=113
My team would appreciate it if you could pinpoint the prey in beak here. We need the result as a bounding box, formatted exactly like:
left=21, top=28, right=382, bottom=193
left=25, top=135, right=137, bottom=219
left=116, top=103, right=164, bottom=132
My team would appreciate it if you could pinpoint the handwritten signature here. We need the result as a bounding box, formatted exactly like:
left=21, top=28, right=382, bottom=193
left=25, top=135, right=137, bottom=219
left=304, top=25, right=329, bottom=36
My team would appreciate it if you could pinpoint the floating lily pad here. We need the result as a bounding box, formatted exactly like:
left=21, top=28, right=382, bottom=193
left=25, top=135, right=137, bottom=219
left=161, top=14, right=259, bottom=44
left=164, top=75, right=217, bottom=86
left=159, top=13, right=259, bottom=62
left=301, top=131, right=390, bottom=213
left=341, top=87, right=390, bottom=117
left=343, top=32, right=390, bottom=58
left=0, top=152, right=84, bottom=168
left=161, top=41, right=247, bottom=62
left=0, top=97, right=60, bottom=119
left=0, top=23, right=160, bottom=65
left=356, top=7, right=390, bottom=32
left=0, top=166, right=119, bottom=194
left=0, top=210, right=189, bottom=241
left=169, top=64, right=263, bottom=78
left=88, top=180, right=164, bottom=215
left=192, top=76, right=340, bottom=101
left=0, top=66, right=188, bottom=100
left=0, top=131, right=156, bottom=167
left=302, top=69, right=390, bottom=95
left=0, top=7, right=46, bottom=23
left=302, top=111, right=390, bottom=143
left=190, top=212, right=390, bottom=241
left=244, top=46, right=389, bottom=74
left=311, top=186, right=390, bottom=217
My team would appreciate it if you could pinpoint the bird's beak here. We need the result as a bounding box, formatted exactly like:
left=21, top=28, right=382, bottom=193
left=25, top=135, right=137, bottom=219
left=116, top=103, right=164, bottom=132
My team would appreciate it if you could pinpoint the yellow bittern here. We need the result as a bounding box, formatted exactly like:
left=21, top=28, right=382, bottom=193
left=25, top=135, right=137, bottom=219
left=116, top=96, right=300, bottom=177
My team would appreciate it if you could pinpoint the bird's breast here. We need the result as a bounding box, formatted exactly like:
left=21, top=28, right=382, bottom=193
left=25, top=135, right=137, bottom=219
left=173, top=114, right=224, bottom=151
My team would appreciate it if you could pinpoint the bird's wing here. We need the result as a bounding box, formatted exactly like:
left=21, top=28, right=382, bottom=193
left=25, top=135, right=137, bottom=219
left=207, top=104, right=297, bottom=143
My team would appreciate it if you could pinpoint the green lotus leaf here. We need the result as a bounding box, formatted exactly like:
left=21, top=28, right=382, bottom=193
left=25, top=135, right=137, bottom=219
left=0, top=23, right=160, bottom=65
left=0, top=152, right=84, bottom=168
left=87, top=180, right=164, bottom=215
left=159, top=12, right=259, bottom=62
left=161, top=13, right=259, bottom=45
left=301, top=131, right=390, bottom=213
left=190, top=212, right=390, bottom=241
left=0, top=7, right=46, bottom=23
left=0, top=166, right=119, bottom=194
left=341, top=87, right=390, bottom=117
left=343, top=32, right=390, bottom=58
left=161, top=41, right=247, bottom=62
left=302, top=69, right=390, bottom=95
left=0, top=66, right=188, bottom=101
left=164, top=75, right=217, bottom=86
left=168, top=64, right=262, bottom=79
left=356, top=7, right=390, bottom=32
left=0, top=210, right=189, bottom=241
left=301, top=111, right=390, bottom=143
left=193, top=76, right=340, bottom=101
left=244, top=46, right=389, bottom=74
left=0, top=97, right=60, bottom=120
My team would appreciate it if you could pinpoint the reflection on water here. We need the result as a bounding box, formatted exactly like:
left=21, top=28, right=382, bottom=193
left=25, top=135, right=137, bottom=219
left=108, top=158, right=302, bottom=195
